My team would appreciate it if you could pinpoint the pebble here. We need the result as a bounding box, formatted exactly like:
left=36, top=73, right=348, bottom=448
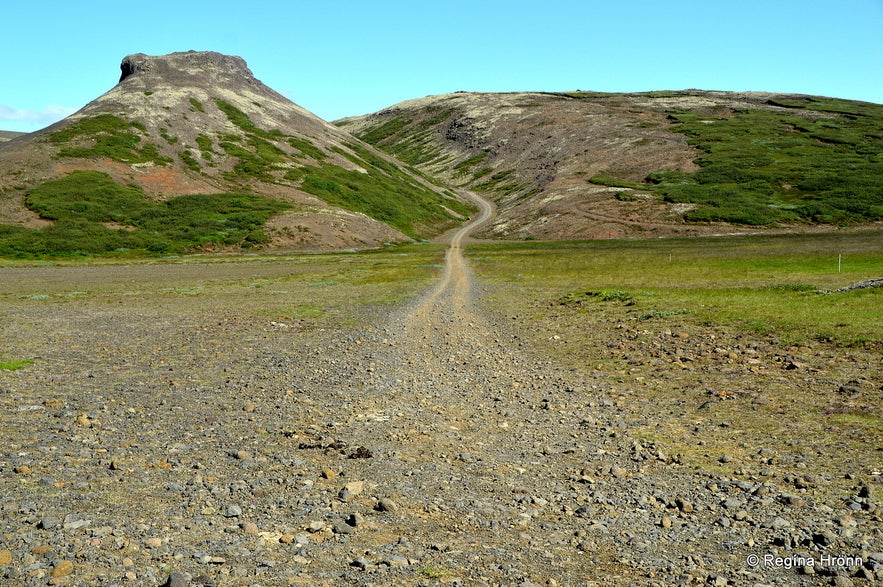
left=0, top=550, right=12, bottom=565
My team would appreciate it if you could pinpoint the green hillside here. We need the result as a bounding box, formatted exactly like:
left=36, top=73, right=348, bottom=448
left=593, top=96, right=883, bottom=225
left=0, top=171, right=289, bottom=258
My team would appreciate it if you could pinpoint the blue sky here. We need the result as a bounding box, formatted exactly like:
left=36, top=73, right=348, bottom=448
left=2, top=0, right=882, bottom=132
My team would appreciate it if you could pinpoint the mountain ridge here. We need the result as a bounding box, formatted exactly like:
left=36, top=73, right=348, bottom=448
left=341, top=89, right=883, bottom=240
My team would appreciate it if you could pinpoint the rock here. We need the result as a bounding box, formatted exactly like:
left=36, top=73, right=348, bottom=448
left=224, top=505, right=242, bottom=518
left=39, top=517, right=61, bottom=530
left=382, top=554, right=409, bottom=567
left=376, top=498, right=399, bottom=513
left=768, top=517, right=791, bottom=530
left=831, top=576, right=854, bottom=587
left=51, top=560, right=74, bottom=578
left=351, top=556, right=370, bottom=569
left=676, top=497, right=694, bottom=513
left=338, top=480, right=365, bottom=502
left=164, top=571, right=191, bottom=587
left=240, top=521, right=259, bottom=535
left=0, top=550, right=12, bottom=565
left=722, top=497, right=744, bottom=509
left=145, top=537, right=163, bottom=549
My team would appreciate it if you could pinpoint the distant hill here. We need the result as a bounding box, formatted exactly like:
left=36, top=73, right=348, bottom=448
left=0, top=51, right=470, bottom=257
left=0, top=131, right=25, bottom=143
left=340, top=91, right=883, bottom=240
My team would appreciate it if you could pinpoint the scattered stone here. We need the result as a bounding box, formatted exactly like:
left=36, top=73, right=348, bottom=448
left=338, top=480, right=365, bottom=502
left=163, top=571, right=191, bottom=587
left=348, top=446, right=373, bottom=459
left=376, top=498, right=400, bottom=513
left=351, top=556, right=370, bottom=569
left=676, top=497, right=694, bottom=513
left=51, top=560, right=74, bottom=578
left=39, top=517, right=61, bottom=530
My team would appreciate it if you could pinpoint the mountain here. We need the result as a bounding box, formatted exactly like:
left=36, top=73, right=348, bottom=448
left=340, top=91, right=883, bottom=240
left=0, top=51, right=470, bottom=257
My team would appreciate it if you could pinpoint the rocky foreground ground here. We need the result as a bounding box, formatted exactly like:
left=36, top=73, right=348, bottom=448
left=1, top=207, right=881, bottom=586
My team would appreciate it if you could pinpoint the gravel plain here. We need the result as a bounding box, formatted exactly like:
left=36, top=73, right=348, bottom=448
left=1, top=194, right=881, bottom=586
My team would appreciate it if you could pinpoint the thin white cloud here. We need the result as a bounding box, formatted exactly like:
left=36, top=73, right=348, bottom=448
left=0, top=104, right=77, bottom=126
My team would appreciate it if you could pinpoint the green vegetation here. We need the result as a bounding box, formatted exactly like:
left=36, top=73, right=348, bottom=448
left=453, top=151, right=489, bottom=176
left=469, top=231, right=883, bottom=348
left=49, top=114, right=172, bottom=165
left=213, top=99, right=282, bottom=141
left=353, top=110, right=452, bottom=166
left=195, top=134, right=215, bottom=163
left=594, top=98, right=883, bottom=225
left=179, top=149, right=201, bottom=172
left=159, top=127, right=178, bottom=145
left=0, top=359, right=33, bottom=371
left=189, top=98, right=205, bottom=113
left=288, top=137, right=326, bottom=160
left=1, top=171, right=289, bottom=258
left=296, top=142, right=473, bottom=238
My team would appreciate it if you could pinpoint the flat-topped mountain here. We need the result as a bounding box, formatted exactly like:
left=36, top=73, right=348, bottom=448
left=341, top=90, right=883, bottom=240
left=0, top=51, right=470, bottom=256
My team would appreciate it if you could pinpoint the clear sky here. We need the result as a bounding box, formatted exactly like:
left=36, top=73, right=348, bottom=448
left=2, top=0, right=882, bottom=132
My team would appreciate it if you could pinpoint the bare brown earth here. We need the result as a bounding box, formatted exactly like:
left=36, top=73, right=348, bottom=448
left=341, top=91, right=857, bottom=241
left=1, top=192, right=880, bottom=586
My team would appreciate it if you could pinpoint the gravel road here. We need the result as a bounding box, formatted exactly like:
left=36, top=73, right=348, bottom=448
left=0, top=191, right=880, bottom=586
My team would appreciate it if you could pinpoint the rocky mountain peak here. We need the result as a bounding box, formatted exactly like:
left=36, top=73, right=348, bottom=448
left=117, top=51, right=256, bottom=88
